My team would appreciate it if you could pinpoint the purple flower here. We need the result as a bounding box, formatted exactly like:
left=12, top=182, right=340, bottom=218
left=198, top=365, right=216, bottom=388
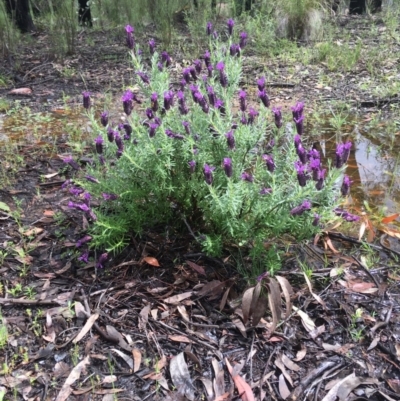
left=223, top=158, right=233, bottom=177
left=149, top=123, right=158, bottom=138
left=85, top=175, right=99, bottom=183
left=165, top=129, right=184, bottom=140
left=148, top=38, right=155, bottom=54
left=99, top=155, right=105, bottom=165
left=116, top=149, right=123, bottom=159
left=189, top=66, right=197, bottom=80
left=260, top=187, right=272, bottom=195
left=312, top=214, right=320, bottom=226
left=76, top=235, right=92, bottom=248
left=215, top=98, right=224, bottom=111
left=316, top=168, right=326, bottom=190
left=78, top=250, right=89, bottom=263
left=96, top=253, right=108, bottom=269
left=272, top=107, right=282, bottom=129
left=121, top=89, right=134, bottom=116
left=163, top=90, right=174, bottom=110
left=247, top=107, right=259, bottom=125
left=258, top=90, right=270, bottom=108
left=107, top=128, right=115, bottom=142
left=189, top=84, right=199, bottom=102
left=290, top=200, right=311, bottom=216
left=188, top=160, right=196, bottom=174
left=343, top=141, right=352, bottom=164
left=291, top=101, right=304, bottom=120
left=161, top=51, right=171, bottom=67
left=63, top=156, right=80, bottom=170
left=295, top=161, right=308, bottom=187
left=334, top=208, right=360, bottom=222
left=294, top=134, right=302, bottom=149
left=137, top=71, right=150, bottom=84
left=114, top=132, right=123, bottom=150
left=146, top=108, right=154, bottom=120
left=100, top=111, right=109, bottom=127
left=95, top=135, right=103, bottom=154
left=207, top=64, right=213, bottom=78
left=82, top=91, right=91, bottom=109
left=61, top=179, right=71, bottom=189
left=194, top=59, right=202, bottom=75
left=102, top=193, right=118, bottom=200
left=309, top=157, right=321, bottom=181
left=239, top=89, right=247, bottom=112
left=225, top=130, right=235, bottom=150
left=203, top=164, right=215, bottom=185
left=177, top=91, right=189, bottom=115
left=263, top=154, right=275, bottom=172
left=296, top=144, right=307, bottom=164
left=240, top=112, right=247, bottom=125
left=241, top=172, right=254, bottom=182
left=182, top=68, right=191, bottom=84
left=294, top=115, right=304, bottom=135
left=239, top=32, right=248, bottom=48
left=216, top=61, right=228, bottom=88
left=151, top=92, right=159, bottom=112
left=69, top=186, right=83, bottom=196
left=68, top=201, right=90, bottom=212
left=157, top=62, right=163, bottom=71
left=230, top=44, right=240, bottom=56
left=204, top=50, right=211, bottom=67
left=308, top=148, right=320, bottom=160
left=341, top=175, right=352, bottom=196
left=182, top=121, right=190, bottom=134
left=207, top=86, right=216, bottom=107
left=195, top=91, right=209, bottom=113
left=335, top=143, right=345, bottom=168
left=257, top=77, right=266, bottom=91
left=125, top=25, right=134, bottom=49
left=227, top=18, right=235, bottom=35
left=206, top=21, right=212, bottom=35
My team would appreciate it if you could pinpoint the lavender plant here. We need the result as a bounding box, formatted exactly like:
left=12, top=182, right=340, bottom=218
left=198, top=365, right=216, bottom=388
left=67, top=22, right=351, bottom=259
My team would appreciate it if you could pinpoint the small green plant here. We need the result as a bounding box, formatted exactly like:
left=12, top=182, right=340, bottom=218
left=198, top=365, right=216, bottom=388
left=71, top=344, right=80, bottom=365
left=24, top=287, right=36, bottom=299
left=0, top=310, right=8, bottom=349
left=7, top=283, right=22, bottom=297
left=349, top=307, right=365, bottom=342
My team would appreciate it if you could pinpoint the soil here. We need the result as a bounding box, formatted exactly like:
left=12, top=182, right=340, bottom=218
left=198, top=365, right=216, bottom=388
left=0, top=13, right=400, bottom=401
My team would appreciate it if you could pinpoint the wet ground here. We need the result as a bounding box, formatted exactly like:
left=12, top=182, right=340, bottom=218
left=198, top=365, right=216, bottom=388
left=0, top=13, right=400, bottom=401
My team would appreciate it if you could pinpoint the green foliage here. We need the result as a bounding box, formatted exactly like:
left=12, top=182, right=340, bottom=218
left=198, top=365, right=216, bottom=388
left=74, top=27, right=343, bottom=259
left=0, top=0, right=21, bottom=56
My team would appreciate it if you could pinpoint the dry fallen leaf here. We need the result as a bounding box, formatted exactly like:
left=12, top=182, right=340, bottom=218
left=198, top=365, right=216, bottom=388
left=170, top=352, right=195, bottom=401
left=132, top=348, right=141, bottom=372
left=8, top=87, right=33, bottom=96
left=142, top=256, right=160, bottom=267
left=186, top=260, right=206, bottom=276
left=73, top=313, right=99, bottom=344
left=225, top=359, right=255, bottom=401
left=163, top=291, right=193, bottom=304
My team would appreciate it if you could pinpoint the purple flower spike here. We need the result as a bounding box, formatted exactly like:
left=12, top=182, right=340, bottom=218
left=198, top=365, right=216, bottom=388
left=146, top=108, right=154, bottom=120
left=121, top=89, right=134, bottom=116
left=177, top=91, right=189, bottom=115
left=76, top=235, right=92, bottom=248
left=239, top=89, right=247, bottom=112
left=163, top=90, right=174, bottom=111
left=125, top=25, right=134, bottom=49
left=99, top=155, right=106, bottom=165
left=107, top=128, right=115, bottom=142
left=309, top=157, right=321, bottom=181
left=343, top=141, right=352, bottom=163
left=294, top=115, right=304, bottom=135
left=189, top=84, right=199, bottom=102
left=182, top=121, right=190, bottom=134
left=239, top=32, right=248, bottom=48
left=123, top=123, right=132, bottom=140
left=295, top=161, right=308, bottom=187
left=189, top=66, right=197, bottom=80
left=216, top=61, right=228, bottom=88
left=69, top=186, right=83, bottom=196
left=258, top=90, right=270, bottom=108
left=341, top=175, right=352, bottom=196
left=149, top=123, right=158, bottom=138
left=223, top=158, right=233, bottom=178
left=290, top=200, right=311, bottom=216
left=194, top=59, right=202, bottom=75
left=61, top=179, right=71, bottom=189
left=272, top=107, right=283, bottom=129
left=148, top=38, right=155, bottom=54
left=63, top=156, right=80, bottom=170
left=165, top=129, right=184, bottom=140
left=161, top=51, right=171, bottom=67
left=316, top=168, right=326, bottom=190
left=308, top=148, right=320, bottom=160
left=85, top=175, right=99, bottom=183
left=257, top=77, right=266, bottom=91
left=96, top=253, right=108, bottom=269
left=230, top=44, right=240, bottom=56
left=203, top=164, right=215, bottom=185
left=100, top=111, right=109, bottom=127
left=68, top=201, right=90, bottom=212
left=241, top=172, right=254, bottom=182
left=291, top=101, right=304, bottom=120
left=207, top=64, right=213, bottom=78
left=334, top=208, right=360, bottom=222
left=78, top=250, right=89, bottom=263
left=151, top=92, right=159, bottom=112
left=183, top=68, right=191, bottom=84
left=247, top=107, right=259, bottom=125
left=225, top=130, right=235, bottom=150
left=294, top=134, right=302, bottom=149
left=207, top=86, right=216, bottom=107
left=206, top=21, right=213, bottom=35
left=227, top=18, right=235, bottom=35
left=312, top=213, right=320, bottom=226
left=195, top=92, right=209, bottom=113
left=82, top=91, right=91, bottom=109
left=157, top=62, right=163, bottom=71
left=95, top=135, right=104, bottom=154
left=115, top=133, right=123, bottom=151
left=188, top=160, right=196, bottom=174
left=296, top=144, right=307, bottom=164
left=137, top=71, right=150, bottom=84
left=263, top=154, right=275, bottom=173
left=102, top=193, right=118, bottom=200
left=260, top=187, right=272, bottom=195
left=204, top=50, right=211, bottom=67
left=335, top=143, right=345, bottom=168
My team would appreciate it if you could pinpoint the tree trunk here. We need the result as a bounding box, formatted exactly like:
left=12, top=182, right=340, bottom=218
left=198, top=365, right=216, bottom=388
left=5, top=0, right=35, bottom=32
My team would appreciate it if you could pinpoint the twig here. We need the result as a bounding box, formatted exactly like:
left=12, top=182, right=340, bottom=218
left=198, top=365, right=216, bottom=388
left=351, top=255, right=380, bottom=288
